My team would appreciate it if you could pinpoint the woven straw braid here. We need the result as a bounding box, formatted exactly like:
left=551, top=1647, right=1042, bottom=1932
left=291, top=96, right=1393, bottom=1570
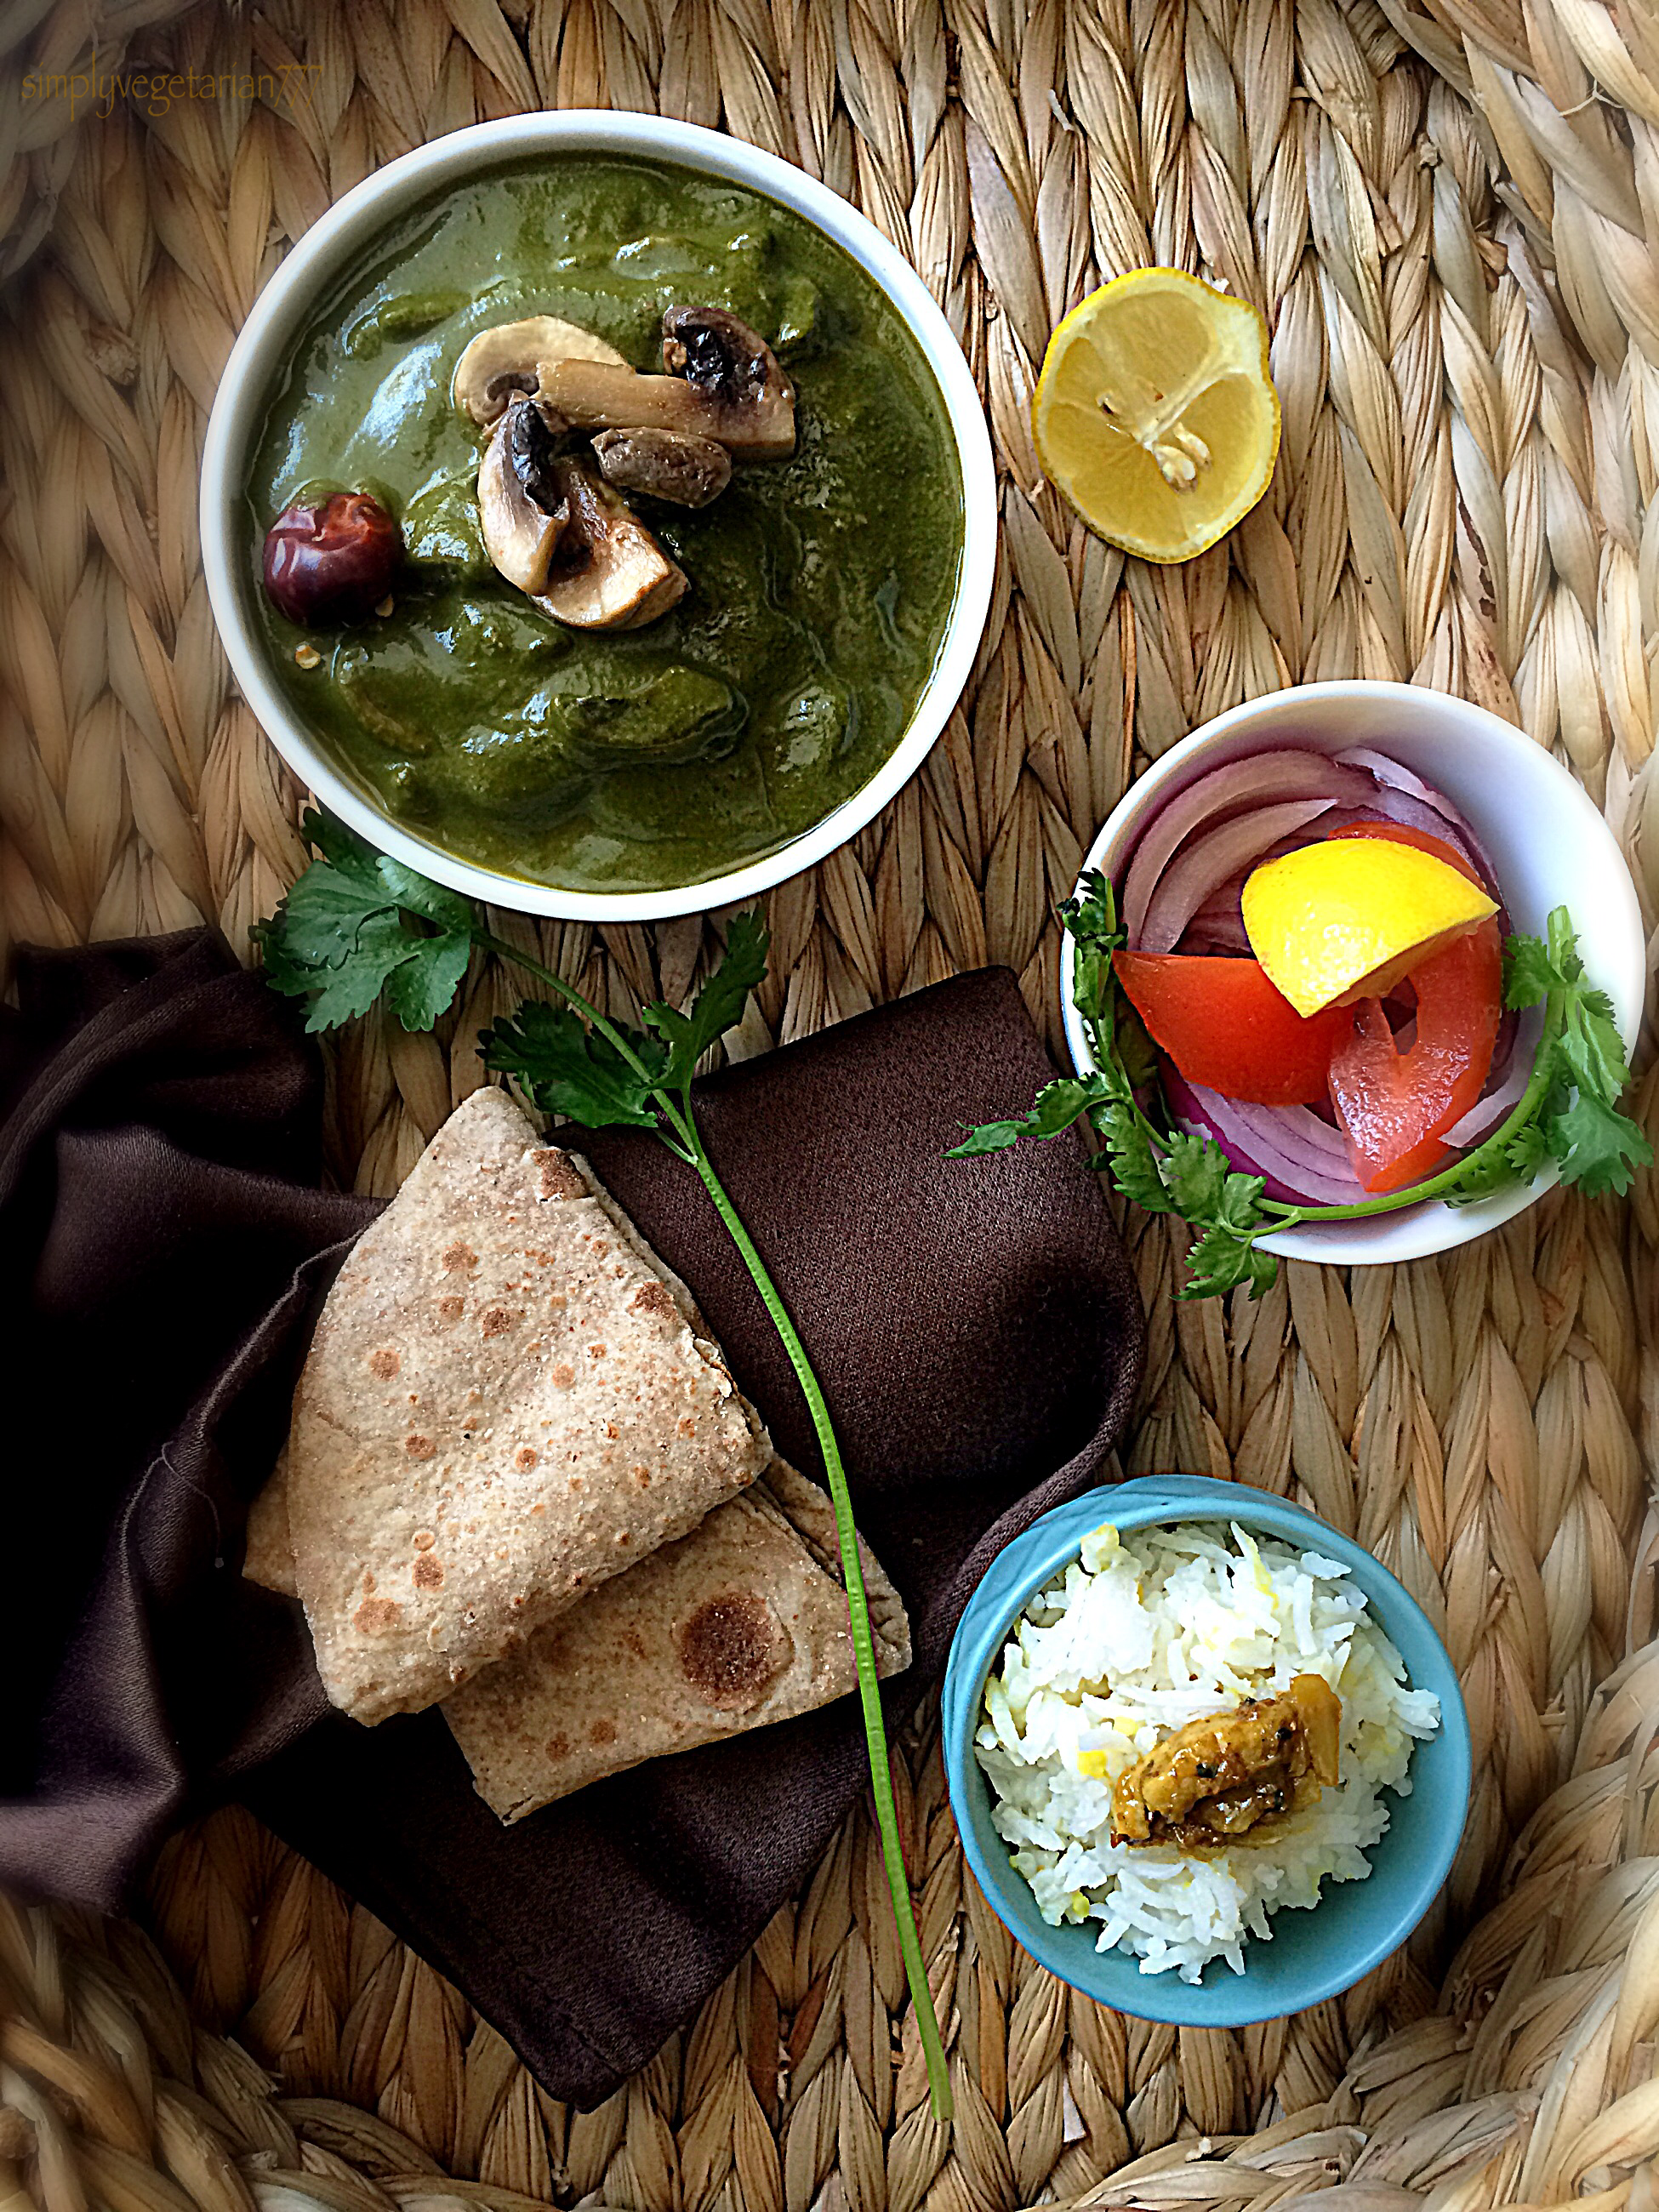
left=3, top=0, right=1659, bottom=2201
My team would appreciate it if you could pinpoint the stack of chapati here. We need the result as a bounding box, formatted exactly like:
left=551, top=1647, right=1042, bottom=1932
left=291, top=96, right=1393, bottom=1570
left=244, top=1086, right=909, bottom=1821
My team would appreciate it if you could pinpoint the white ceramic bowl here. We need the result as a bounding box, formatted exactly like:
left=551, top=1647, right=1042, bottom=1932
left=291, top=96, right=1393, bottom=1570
left=1061, top=681, right=1647, bottom=1268
left=199, top=111, right=997, bottom=922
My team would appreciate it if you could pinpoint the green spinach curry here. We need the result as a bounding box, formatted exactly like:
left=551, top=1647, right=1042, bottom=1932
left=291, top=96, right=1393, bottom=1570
left=250, top=156, right=964, bottom=893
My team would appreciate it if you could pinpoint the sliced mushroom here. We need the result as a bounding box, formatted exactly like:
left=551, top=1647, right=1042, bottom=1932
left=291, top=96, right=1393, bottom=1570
left=535, top=305, right=795, bottom=459
left=453, top=315, right=628, bottom=426
left=662, top=306, right=795, bottom=453
left=477, top=397, right=567, bottom=595
left=591, top=427, right=733, bottom=507
left=533, top=458, right=687, bottom=630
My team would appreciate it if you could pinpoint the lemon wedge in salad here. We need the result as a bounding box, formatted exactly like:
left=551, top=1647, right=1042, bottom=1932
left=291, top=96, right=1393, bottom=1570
left=1242, top=840, right=1497, bottom=1018
left=1032, top=269, right=1280, bottom=563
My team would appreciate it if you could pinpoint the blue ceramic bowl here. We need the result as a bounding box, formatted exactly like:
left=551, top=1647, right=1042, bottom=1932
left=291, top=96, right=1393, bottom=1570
left=943, top=1475, right=1471, bottom=2025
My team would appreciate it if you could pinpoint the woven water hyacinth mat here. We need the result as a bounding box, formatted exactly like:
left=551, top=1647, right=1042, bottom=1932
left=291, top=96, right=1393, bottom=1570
left=4, top=0, right=1659, bottom=2205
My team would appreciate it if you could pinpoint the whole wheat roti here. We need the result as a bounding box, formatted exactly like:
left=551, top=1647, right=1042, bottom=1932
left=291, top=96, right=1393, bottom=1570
left=282, top=1086, right=770, bottom=1724
left=242, top=1443, right=296, bottom=1596
left=442, top=1457, right=911, bottom=1818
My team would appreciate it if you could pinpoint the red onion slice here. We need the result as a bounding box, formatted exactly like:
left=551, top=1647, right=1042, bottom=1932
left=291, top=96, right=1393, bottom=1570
left=1333, top=746, right=1470, bottom=821
left=1164, top=1068, right=1371, bottom=1206
left=1123, top=750, right=1377, bottom=943
left=1182, top=886, right=1251, bottom=954
left=1138, top=799, right=1339, bottom=954
left=1332, top=747, right=1497, bottom=881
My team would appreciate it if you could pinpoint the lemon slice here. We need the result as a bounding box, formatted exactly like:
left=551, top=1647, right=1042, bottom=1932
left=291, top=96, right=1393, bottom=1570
left=1032, top=270, right=1280, bottom=563
left=1242, top=841, right=1497, bottom=1018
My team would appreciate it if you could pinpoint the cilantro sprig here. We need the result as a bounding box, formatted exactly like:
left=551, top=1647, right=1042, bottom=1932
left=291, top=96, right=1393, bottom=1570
left=950, top=871, right=1650, bottom=1302
left=254, top=812, right=952, bottom=2121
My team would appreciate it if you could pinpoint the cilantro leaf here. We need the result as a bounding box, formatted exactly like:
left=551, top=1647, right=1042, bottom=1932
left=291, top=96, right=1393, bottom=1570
left=1504, top=1118, right=1551, bottom=1181
left=946, top=1119, right=1029, bottom=1156
left=480, top=1001, right=664, bottom=1128
left=1548, top=1089, right=1652, bottom=1197
left=1181, top=1218, right=1279, bottom=1301
left=1155, top=1135, right=1274, bottom=1298
left=948, top=1075, right=1114, bottom=1159
left=250, top=810, right=475, bottom=1035
left=1440, top=1139, right=1525, bottom=1206
left=1497, top=908, right=1650, bottom=1197
left=384, top=930, right=474, bottom=1030
left=645, top=910, right=770, bottom=1088
left=1062, top=872, right=1159, bottom=1087
left=1502, top=930, right=1556, bottom=1010
left=1558, top=987, right=1633, bottom=1109
left=1157, top=1128, right=1234, bottom=1219
left=1091, top=1099, right=1173, bottom=1211
left=375, top=855, right=476, bottom=933
left=1061, top=870, right=1120, bottom=949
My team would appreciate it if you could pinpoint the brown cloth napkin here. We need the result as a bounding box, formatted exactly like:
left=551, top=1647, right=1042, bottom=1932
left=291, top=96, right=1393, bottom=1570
left=0, top=926, right=1143, bottom=2107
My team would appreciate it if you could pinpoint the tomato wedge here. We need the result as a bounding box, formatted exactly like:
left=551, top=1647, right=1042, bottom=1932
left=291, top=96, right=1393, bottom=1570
left=1325, top=824, right=1502, bottom=1192
left=1115, top=951, right=1351, bottom=1105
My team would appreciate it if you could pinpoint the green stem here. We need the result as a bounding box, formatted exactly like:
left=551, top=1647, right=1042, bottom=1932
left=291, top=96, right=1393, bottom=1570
left=1252, top=992, right=1565, bottom=1220
left=1085, top=990, right=1567, bottom=1226
left=475, top=929, right=661, bottom=1081
left=480, top=927, right=953, bottom=2121
left=670, top=1093, right=954, bottom=2122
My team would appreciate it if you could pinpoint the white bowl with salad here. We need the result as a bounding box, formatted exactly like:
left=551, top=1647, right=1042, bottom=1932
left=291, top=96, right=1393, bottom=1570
left=989, top=682, right=1647, bottom=1292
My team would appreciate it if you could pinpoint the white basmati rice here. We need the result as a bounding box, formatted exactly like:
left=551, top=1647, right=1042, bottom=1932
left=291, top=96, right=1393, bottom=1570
left=975, top=1520, right=1441, bottom=1981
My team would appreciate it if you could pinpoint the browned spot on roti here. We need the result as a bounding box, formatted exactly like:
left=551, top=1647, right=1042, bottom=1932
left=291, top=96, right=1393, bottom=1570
left=413, top=1530, right=436, bottom=1551
left=676, top=1592, right=789, bottom=1712
left=550, top=1362, right=576, bottom=1389
left=481, top=1307, right=517, bottom=1338
left=678, top=1417, right=697, bottom=1438
left=630, top=1280, right=677, bottom=1321
left=442, top=1241, right=476, bottom=1274
left=368, top=1348, right=400, bottom=1379
left=588, top=1343, right=607, bottom=1359
left=532, top=1149, right=585, bottom=1200
left=354, top=1598, right=402, bottom=1635
left=437, top=1295, right=465, bottom=1324
left=544, top=1733, right=570, bottom=1761
left=361, top=1571, right=376, bottom=1594
left=404, top=1434, right=436, bottom=1459
left=624, top=1631, right=647, bottom=1660
left=515, top=1445, right=539, bottom=1470
left=632, top=1467, right=652, bottom=1488
left=615, top=1531, right=631, bottom=1546
left=413, top=1554, right=444, bottom=1590
left=589, top=1718, right=618, bottom=1747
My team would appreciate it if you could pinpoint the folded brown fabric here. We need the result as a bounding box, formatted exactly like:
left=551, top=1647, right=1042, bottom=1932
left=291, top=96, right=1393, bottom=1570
left=280, top=1088, right=770, bottom=1722
left=443, top=1456, right=911, bottom=1816
left=0, top=930, right=1144, bottom=2109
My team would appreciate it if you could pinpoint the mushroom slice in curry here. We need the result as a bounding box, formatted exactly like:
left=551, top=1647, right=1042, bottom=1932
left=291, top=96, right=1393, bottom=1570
left=477, top=396, right=567, bottom=595
left=536, top=305, right=796, bottom=459
left=453, top=315, right=628, bottom=426
left=661, top=305, right=795, bottom=454
left=533, top=456, right=687, bottom=630
left=1109, top=1673, right=1342, bottom=1850
left=591, top=427, right=733, bottom=507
